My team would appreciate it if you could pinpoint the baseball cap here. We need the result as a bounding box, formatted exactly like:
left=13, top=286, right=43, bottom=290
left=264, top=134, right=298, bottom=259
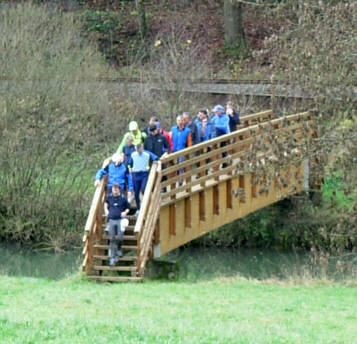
left=212, top=105, right=225, bottom=113
left=129, top=121, right=139, bottom=131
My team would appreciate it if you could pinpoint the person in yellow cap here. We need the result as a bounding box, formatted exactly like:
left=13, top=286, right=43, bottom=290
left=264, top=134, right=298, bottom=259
left=116, top=121, right=147, bottom=154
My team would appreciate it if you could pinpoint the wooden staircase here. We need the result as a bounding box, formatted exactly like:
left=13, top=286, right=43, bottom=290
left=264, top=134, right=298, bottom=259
left=86, top=215, right=142, bottom=282
left=82, top=110, right=317, bottom=281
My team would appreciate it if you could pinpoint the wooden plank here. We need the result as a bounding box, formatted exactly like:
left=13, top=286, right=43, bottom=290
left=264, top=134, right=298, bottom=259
left=94, top=244, right=137, bottom=250
left=162, top=164, right=236, bottom=199
left=199, top=191, right=206, bottom=221
left=213, top=185, right=219, bottom=215
left=93, top=255, right=137, bottom=261
left=154, top=219, right=160, bottom=244
left=161, top=138, right=250, bottom=177
left=251, top=174, right=257, bottom=198
left=239, top=175, right=246, bottom=203
left=226, top=179, right=233, bottom=209
left=169, top=204, right=176, bottom=235
left=87, top=276, right=142, bottom=282
left=184, top=197, right=191, bottom=228
left=84, top=178, right=106, bottom=233
left=134, top=162, right=158, bottom=233
left=93, top=265, right=137, bottom=272
left=161, top=151, right=240, bottom=187
left=95, top=206, right=103, bottom=257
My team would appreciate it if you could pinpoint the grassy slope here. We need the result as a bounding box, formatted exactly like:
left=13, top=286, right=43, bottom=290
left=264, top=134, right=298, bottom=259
left=0, top=276, right=356, bottom=343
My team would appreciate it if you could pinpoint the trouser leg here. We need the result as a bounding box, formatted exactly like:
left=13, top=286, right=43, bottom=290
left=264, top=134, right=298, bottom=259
left=140, top=172, right=149, bottom=195
left=115, top=219, right=123, bottom=253
left=108, top=219, right=116, bottom=258
left=133, top=173, right=142, bottom=209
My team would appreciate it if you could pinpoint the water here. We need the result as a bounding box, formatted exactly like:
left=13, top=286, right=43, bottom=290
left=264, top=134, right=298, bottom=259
left=0, top=243, right=81, bottom=280
left=0, top=243, right=356, bottom=281
left=165, top=247, right=357, bottom=282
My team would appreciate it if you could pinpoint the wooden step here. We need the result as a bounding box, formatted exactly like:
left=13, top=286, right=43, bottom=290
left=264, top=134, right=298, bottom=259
left=93, top=265, right=137, bottom=272
left=101, top=235, right=137, bottom=241
left=93, top=255, right=137, bottom=261
left=87, top=275, right=142, bottom=282
left=102, top=225, right=135, bottom=231
left=94, top=244, right=137, bottom=250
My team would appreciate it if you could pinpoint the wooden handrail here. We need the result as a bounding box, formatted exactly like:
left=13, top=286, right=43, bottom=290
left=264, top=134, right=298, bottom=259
left=239, top=109, right=274, bottom=126
left=134, top=161, right=162, bottom=275
left=82, top=176, right=106, bottom=273
left=160, top=112, right=311, bottom=176
left=83, top=177, right=106, bottom=236
left=134, top=162, right=159, bottom=234
left=160, top=111, right=310, bottom=163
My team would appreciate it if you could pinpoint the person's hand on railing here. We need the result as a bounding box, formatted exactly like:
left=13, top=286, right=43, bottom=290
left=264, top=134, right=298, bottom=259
left=161, top=152, right=169, bottom=159
left=94, top=180, right=100, bottom=188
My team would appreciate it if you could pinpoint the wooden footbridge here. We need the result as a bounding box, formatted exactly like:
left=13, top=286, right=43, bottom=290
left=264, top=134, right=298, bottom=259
left=82, top=110, right=317, bottom=282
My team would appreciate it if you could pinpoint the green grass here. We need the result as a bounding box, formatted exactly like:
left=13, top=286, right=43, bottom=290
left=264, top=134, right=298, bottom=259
left=0, top=275, right=356, bottom=343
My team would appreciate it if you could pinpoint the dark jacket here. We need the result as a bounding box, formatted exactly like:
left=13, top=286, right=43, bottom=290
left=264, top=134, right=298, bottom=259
left=105, top=194, right=130, bottom=220
left=187, top=121, right=199, bottom=145
left=144, top=133, right=169, bottom=158
left=123, top=145, right=135, bottom=167
left=228, top=110, right=240, bottom=132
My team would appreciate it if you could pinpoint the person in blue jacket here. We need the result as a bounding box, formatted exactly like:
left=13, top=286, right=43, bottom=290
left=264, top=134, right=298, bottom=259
left=195, top=110, right=214, bottom=142
left=210, top=104, right=230, bottom=168
left=170, top=115, right=192, bottom=152
left=211, top=104, right=230, bottom=137
left=94, top=153, right=133, bottom=199
left=128, top=144, right=161, bottom=215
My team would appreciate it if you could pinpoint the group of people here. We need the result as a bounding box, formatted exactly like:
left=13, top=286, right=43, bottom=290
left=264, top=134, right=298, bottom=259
left=94, top=102, right=240, bottom=265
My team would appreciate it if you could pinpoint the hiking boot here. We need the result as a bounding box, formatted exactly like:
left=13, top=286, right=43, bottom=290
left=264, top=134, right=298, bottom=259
left=117, top=250, right=123, bottom=258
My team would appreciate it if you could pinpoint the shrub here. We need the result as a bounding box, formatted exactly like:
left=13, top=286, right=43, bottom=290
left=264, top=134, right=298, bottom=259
left=0, top=3, right=117, bottom=250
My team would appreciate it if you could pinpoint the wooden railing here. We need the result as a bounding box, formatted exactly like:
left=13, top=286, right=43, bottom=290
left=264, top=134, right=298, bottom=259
left=134, top=162, right=162, bottom=275
left=238, top=109, right=274, bottom=128
left=82, top=158, right=111, bottom=274
left=160, top=111, right=314, bottom=203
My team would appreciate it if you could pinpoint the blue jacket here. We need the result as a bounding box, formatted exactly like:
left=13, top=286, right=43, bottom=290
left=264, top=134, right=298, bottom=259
left=229, top=110, right=240, bottom=132
left=171, top=126, right=191, bottom=152
left=195, top=120, right=214, bottom=142
left=211, top=113, right=230, bottom=136
left=95, top=162, right=133, bottom=191
left=128, top=150, right=158, bottom=172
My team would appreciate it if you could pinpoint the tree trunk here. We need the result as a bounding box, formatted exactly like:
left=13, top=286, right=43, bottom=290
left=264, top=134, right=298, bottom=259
left=135, top=0, right=147, bottom=39
left=224, top=0, right=247, bottom=49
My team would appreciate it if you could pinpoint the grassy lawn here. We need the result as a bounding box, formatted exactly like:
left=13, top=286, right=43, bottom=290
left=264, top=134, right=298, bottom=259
left=0, top=275, right=356, bottom=344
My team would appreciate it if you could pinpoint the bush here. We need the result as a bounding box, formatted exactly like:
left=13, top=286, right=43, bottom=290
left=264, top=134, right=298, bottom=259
left=0, top=3, right=117, bottom=250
